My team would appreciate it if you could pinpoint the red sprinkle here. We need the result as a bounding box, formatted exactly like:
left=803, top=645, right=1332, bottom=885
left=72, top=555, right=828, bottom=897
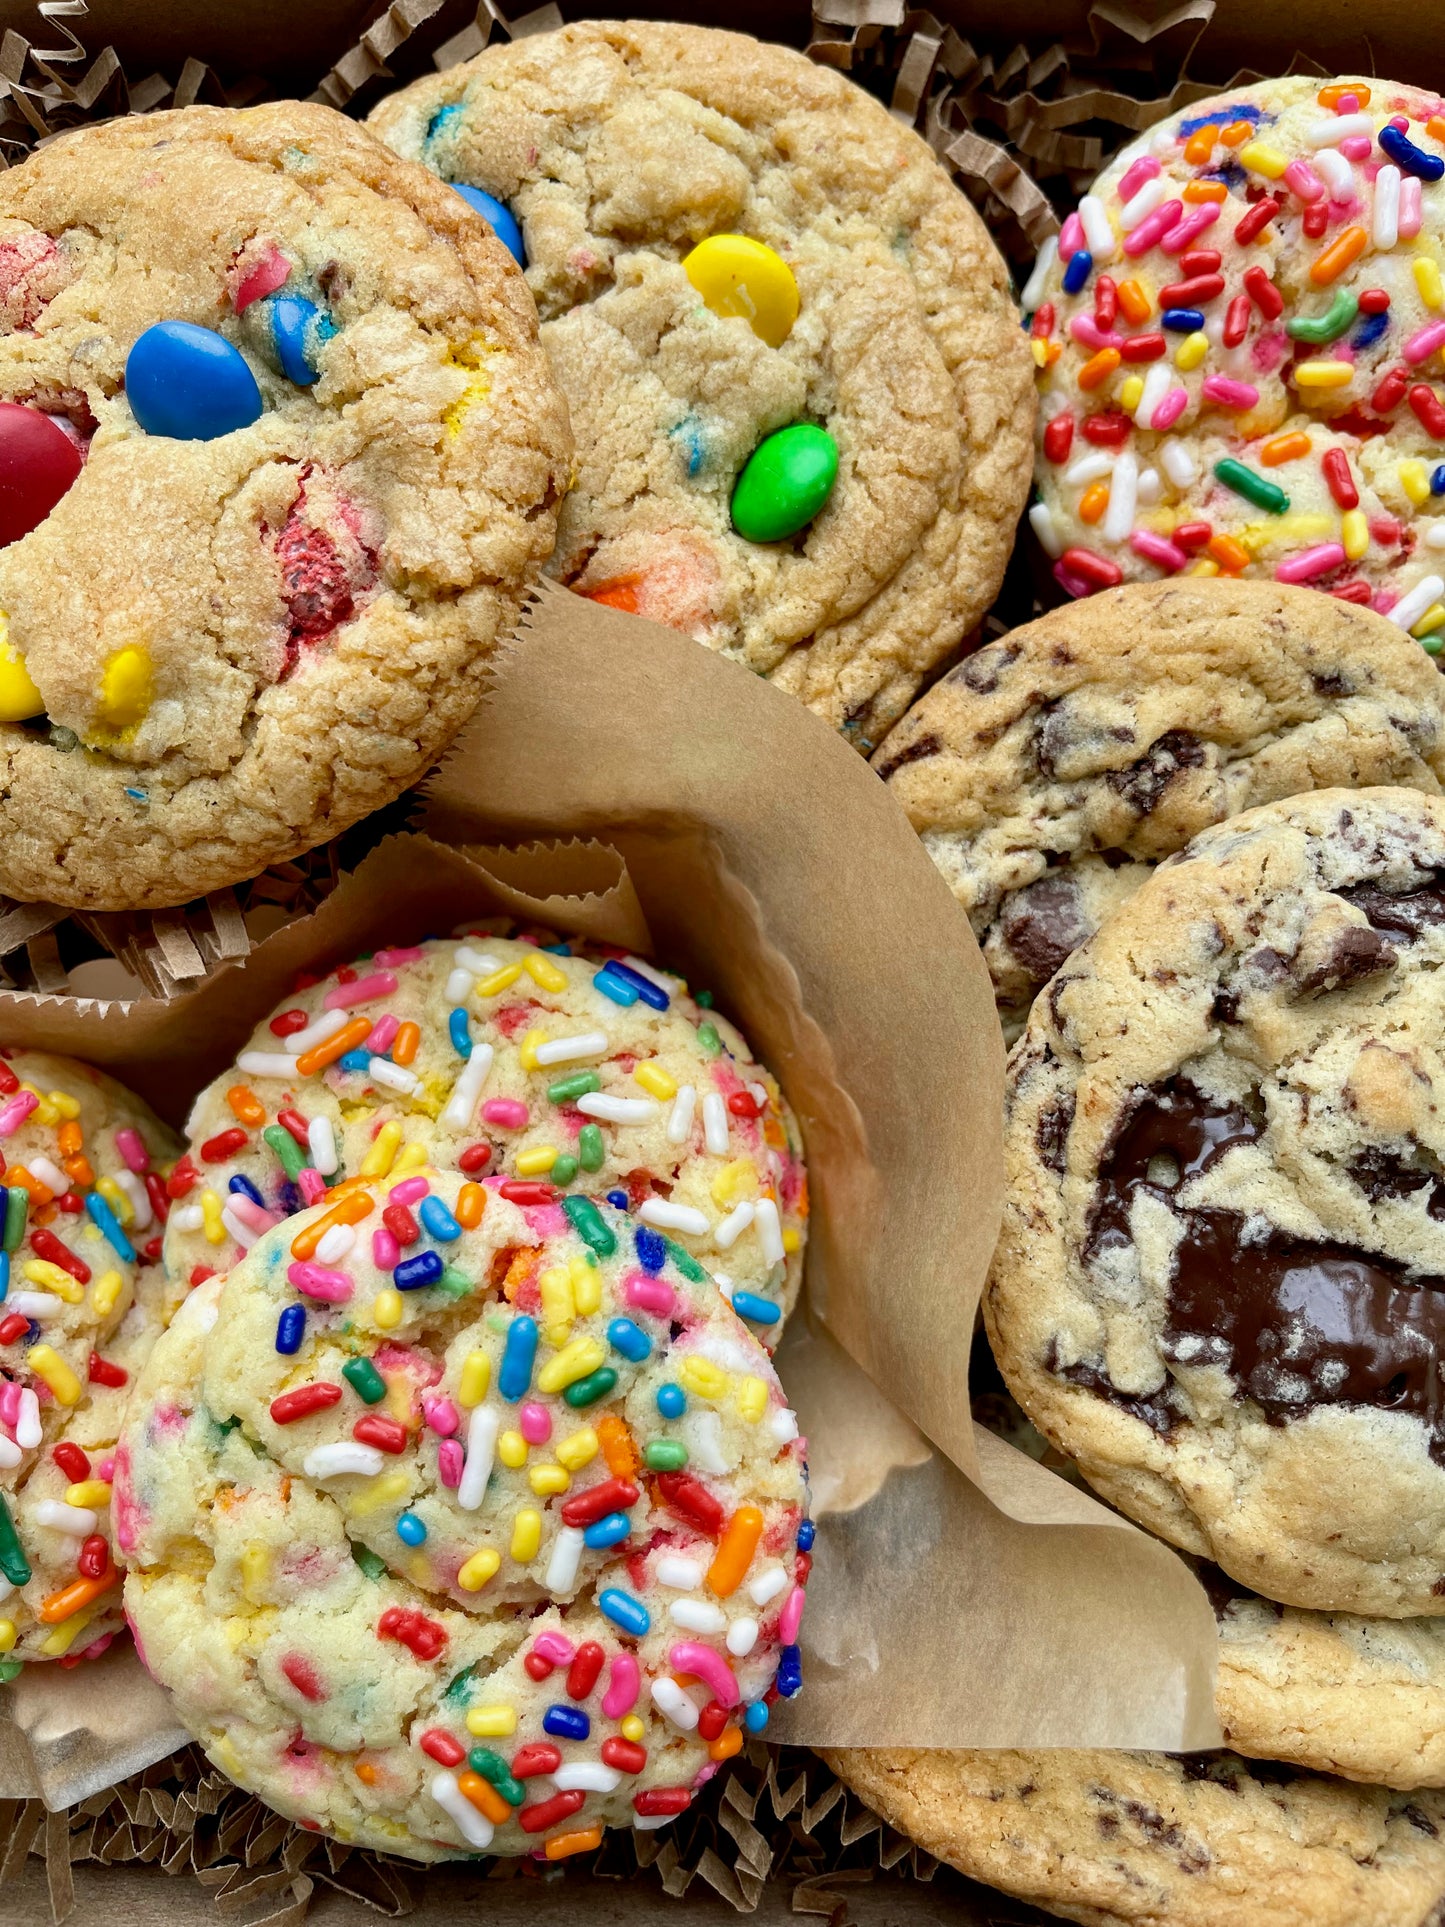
left=30, top=1228, right=89, bottom=1283
left=271, top=1008, right=310, bottom=1038
left=1093, top=275, right=1117, bottom=329
left=1029, top=301, right=1055, bottom=339
left=277, top=1109, right=312, bottom=1148
left=1409, top=384, right=1445, bottom=439
left=1302, top=200, right=1328, bottom=238
left=377, top=1605, right=447, bottom=1661
left=55, top=1193, right=83, bottom=1215
left=1222, top=295, right=1250, bottom=349
left=166, top=1155, right=200, bottom=1200
left=1079, top=411, right=1130, bottom=448
left=77, top=1533, right=109, bottom=1580
left=0, top=1313, right=26, bottom=1345
left=1158, top=273, right=1224, bottom=308
left=1178, top=248, right=1221, bottom=276
left=566, top=1641, right=605, bottom=1700
left=726, top=1090, right=762, bottom=1118
left=1173, top=522, right=1213, bottom=551
left=200, top=1127, right=248, bottom=1163
left=420, top=1729, right=467, bottom=1767
left=1234, top=195, right=1282, bottom=244
left=1042, top=413, right=1074, bottom=464
left=654, top=1471, right=726, bottom=1537
left=1373, top=365, right=1410, bottom=413
left=600, top=1737, right=647, bottom=1774
left=634, top=1788, right=692, bottom=1817
left=1358, top=287, right=1391, bottom=314
left=517, top=1790, right=586, bottom=1834
left=52, top=1442, right=90, bottom=1483
left=1370, top=514, right=1402, bottom=545
left=141, top=1235, right=164, bottom=1265
left=270, top=1381, right=344, bottom=1425
left=524, top=1652, right=554, bottom=1681
left=353, top=1413, right=408, bottom=1454
left=1060, top=547, right=1124, bottom=589
left=796, top=1550, right=813, bottom=1584
left=458, top=1143, right=493, bottom=1174
left=1331, top=579, right=1374, bottom=603
left=189, top=1266, right=217, bottom=1288
left=0, top=1060, right=17, bottom=1095
left=559, top=1477, right=640, bottom=1529
left=88, top=1352, right=126, bottom=1388
left=383, top=1202, right=419, bottom=1247
left=697, top=1700, right=729, bottom=1741
left=498, top=1181, right=558, bottom=1206
left=1321, top=447, right=1359, bottom=510
left=512, top=1743, right=563, bottom=1778
left=1242, top=265, right=1284, bottom=320
left=1119, top=332, right=1167, bottom=362
left=282, top=1654, right=325, bottom=1701
left=144, top=1172, right=170, bottom=1224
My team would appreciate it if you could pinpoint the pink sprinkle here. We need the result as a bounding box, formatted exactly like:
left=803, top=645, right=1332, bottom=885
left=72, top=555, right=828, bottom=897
left=1283, top=159, right=1325, bottom=202
left=624, top=1271, right=678, bottom=1318
left=368, top=1014, right=400, bottom=1056
left=423, top=1396, right=459, bottom=1437
left=533, top=1630, right=575, bottom=1665
left=482, top=1099, right=528, bottom=1130
left=1341, top=135, right=1372, bottom=161
left=1129, top=529, right=1188, bottom=573
left=438, top=1439, right=464, bottom=1487
left=1336, top=92, right=1360, bottom=114
left=1057, top=211, right=1084, bottom=262
left=519, top=1399, right=552, bottom=1445
left=1275, top=542, right=1347, bottom=584
left=1404, top=319, right=1445, bottom=364
left=669, top=1641, right=738, bottom=1708
left=228, top=1193, right=279, bottom=1234
left=1158, top=204, right=1220, bottom=254
left=525, top=1204, right=568, bottom=1237
left=372, top=1226, right=400, bottom=1269
left=95, top=1455, right=115, bottom=1480
left=778, top=1584, right=806, bottom=1646
left=1401, top=178, right=1424, bottom=238
left=233, top=246, right=291, bottom=312
left=1068, top=314, right=1125, bottom=352
left=0, top=1383, right=20, bottom=1426
left=1201, top=375, right=1259, bottom=410
left=1116, top=154, right=1161, bottom=202
left=324, top=972, right=398, bottom=1011
left=390, top=1176, right=429, bottom=1206
left=1150, top=388, right=1189, bottom=431
left=114, top=1127, right=149, bottom=1174
left=1052, top=558, right=1093, bottom=600
left=297, top=1168, right=326, bottom=1206
left=374, top=946, right=425, bottom=966
left=602, top=1652, right=641, bottom=1718
left=287, top=1261, right=353, bottom=1303
left=1122, top=199, right=1182, bottom=257
left=0, top=1093, right=38, bottom=1138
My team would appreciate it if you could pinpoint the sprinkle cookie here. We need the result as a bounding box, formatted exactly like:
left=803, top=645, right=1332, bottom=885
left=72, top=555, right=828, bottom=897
left=118, top=1170, right=809, bottom=1860
left=164, top=932, right=806, bottom=1345
left=1029, top=75, right=1445, bottom=643
left=873, top=579, right=1445, bottom=1038
left=370, top=20, right=1034, bottom=750
left=0, top=102, right=568, bottom=910
left=0, top=1051, right=179, bottom=1665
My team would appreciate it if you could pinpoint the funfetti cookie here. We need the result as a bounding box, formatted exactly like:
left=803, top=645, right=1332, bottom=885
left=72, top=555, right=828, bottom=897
left=163, top=932, right=806, bottom=1347
left=0, top=102, right=569, bottom=911
left=118, top=1170, right=809, bottom=1861
left=873, top=579, right=1445, bottom=1039
left=369, top=21, right=1035, bottom=752
left=0, top=1051, right=180, bottom=1666
left=987, top=786, right=1445, bottom=1619
left=1028, top=76, right=1445, bottom=638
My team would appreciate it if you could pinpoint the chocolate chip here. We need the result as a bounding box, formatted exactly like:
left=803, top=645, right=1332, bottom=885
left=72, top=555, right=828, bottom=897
left=1084, top=1081, right=1262, bottom=1264
left=1105, top=729, right=1207, bottom=814
left=998, top=873, right=1091, bottom=988
left=1294, top=925, right=1397, bottom=995
left=1035, top=1095, right=1075, bottom=1175
left=1045, top=1341, right=1185, bottom=1435
left=1310, top=670, right=1354, bottom=698
left=1340, top=876, right=1445, bottom=941
left=1407, top=1806, right=1441, bottom=1837
left=950, top=641, right=1019, bottom=695
left=873, top=731, right=940, bottom=782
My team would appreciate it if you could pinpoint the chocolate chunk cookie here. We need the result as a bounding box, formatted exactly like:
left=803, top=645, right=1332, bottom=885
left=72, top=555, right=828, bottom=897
left=874, top=580, right=1445, bottom=1040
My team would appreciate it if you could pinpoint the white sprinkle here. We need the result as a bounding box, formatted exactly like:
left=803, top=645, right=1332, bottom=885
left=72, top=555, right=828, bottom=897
left=1135, top=360, right=1173, bottom=432
left=172, top=1204, right=204, bottom=1233
left=430, top=1770, right=494, bottom=1849
left=552, top=1763, right=622, bottom=1793
left=1100, top=449, right=1138, bottom=545
left=34, top=1500, right=95, bottom=1535
left=748, top=1566, right=789, bottom=1608
left=5, top=1292, right=61, bottom=1321
left=445, top=968, right=475, bottom=1004
left=622, top=955, right=673, bottom=992
left=0, top=1435, right=20, bottom=1470
left=116, top=1169, right=153, bottom=1231
left=1387, top=575, right=1445, bottom=631
left=238, top=1051, right=299, bottom=1080
left=1062, top=452, right=1113, bottom=487
left=713, top=1271, right=735, bottom=1302
left=1307, top=111, right=1373, bottom=146
left=440, top=1043, right=494, bottom=1132
left=1313, top=146, right=1352, bottom=196
left=1159, top=438, right=1198, bottom=490
left=715, top=1201, right=755, bottom=1250
left=666, top=1086, right=696, bottom=1145
left=1028, top=501, right=1062, bottom=559
left=1119, top=174, right=1168, bottom=230
left=634, top=1813, right=677, bottom=1832
left=368, top=1057, right=420, bottom=1095
left=655, top=1555, right=704, bottom=1590
left=457, top=1406, right=499, bottom=1511
left=1426, top=522, right=1445, bottom=550
left=747, top=1082, right=768, bottom=1109
left=768, top=1407, right=800, bottom=1446
left=221, top=1206, right=261, bottom=1250
left=639, top=1199, right=709, bottom=1236
left=683, top=1409, right=731, bottom=1476
left=316, top=1223, right=356, bottom=1266
left=1019, top=246, right=1053, bottom=311
left=16, top=1390, right=40, bottom=1450
left=534, top=1030, right=609, bottom=1067
left=28, top=1156, right=64, bottom=1196
left=1077, top=192, right=1117, bottom=263
left=702, top=1092, right=729, bottom=1156
left=753, top=1197, right=784, bottom=1266
left=454, top=945, right=501, bottom=977
left=650, top=1678, right=700, bottom=1731
left=669, top=1599, right=727, bottom=1634
left=575, top=1093, right=658, bottom=1125
left=1374, top=163, right=1401, bottom=250
left=285, top=1008, right=347, bottom=1056
left=545, top=1524, right=584, bottom=1593
left=1135, top=466, right=1162, bottom=507
left=726, top=1616, right=759, bottom=1657
left=308, top=1115, right=338, bottom=1177
left=303, top=1442, right=384, bottom=1479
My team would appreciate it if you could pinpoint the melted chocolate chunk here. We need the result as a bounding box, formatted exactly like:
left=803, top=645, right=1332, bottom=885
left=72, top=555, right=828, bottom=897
left=1085, top=1082, right=1262, bottom=1263
left=872, top=731, right=940, bottom=782
left=1340, top=876, right=1445, bottom=942
left=1350, top=1148, right=1445, bottom=1218
left=1035, top=1095, right=1075, bottom=1174
left=1294, top=923, right=1397, bottom=994
left=951, top=641, right=1019, bottom=696
left=999, top=874, right=1091, bottom=988
left=1045, top=1342, right=1185, bottom=1435
left=1189, top=1558, right=1269, bottom=1619
left=1310, top=670, right=1354, bottom=699
left=1105, top=729, right=1207, bottom=815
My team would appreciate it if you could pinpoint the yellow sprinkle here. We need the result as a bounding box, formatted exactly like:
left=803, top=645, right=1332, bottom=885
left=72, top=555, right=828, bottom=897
left=223, top=1618, right=249, bottom=1650
left=89, top=1269, right=123, bottom=1318
left=1118, top=374, right=1144, bottom=414
left=539, top=1265, right=574, bottom=1345
left=537, top=1336, right=606, bottom=1395
left=711, top=1159, right=757, bottom=1207
left=20, top=1260, right=84, bottom=1304
left=634, top=1062, right=677, bottom=1101
left=1341, top=508, right=1369, bottom=561
left=0, top=614, right=42, bottom=722
left=407, top=1551, right=430, bottom=1587
left=1417, top=257, right=1444, bottom=310
left=98, top=645, right=153, bottom=730
left=516, top=1145, right=558, bottom=1176
left=678, top=1356, right=729, bottom=1402
left=620, top=1714, right=645, bottom=1743
left=518, top=1026, right=544, bottom=1071
left=498, top=1429, right=528, bottom=1469
left=201, top=1189, right=225, bottom=1246
left=348, top=1469, right=411, bottom=1516
left=392, top=1141, right=430, bottom=1177
left=240, top=1544, right=270, bottom=1602
left=211, top=1734, right=245, bottom=1778
left=1174, top=331, right=1208, bottom=372
left=570, top=1253, right=601, bottom=1317
left=458, top=1547, right=502, bottom=1591
left=510, top=1508, right=541, bottom=1563
left=524, top=952, right=569, bottom=993
left=466, top=1705, right=516, bottom=1738
left=19, top=1085, right=56, bottom=1128
left=386, top=1377, right=412, bottom=1426
left=27, top=1345, right=80, bottom=1406
left=528, top=1462, right=570, bottom=1496
left=96, top=1176, right=131, bottom=1226
left=1276, top=513, right=1334, bottom=543
left=65, top=1480, right=111, bottom=1509
left=39, top=1606, right=95, bottom=1656
left=1187, top=558, right=1221, bottom=576
left=782, top=1228, right=800, bottom=1254
left=361, top=1121, right=403, bottom=1180
left=555, top=1427, right=598, bottom=1471
left=1238, top=141, right=1288, bottom=178
left=1294, top=360, right=1353, bottom=388
left=1413, top=602, right=1445, bottom=639
left=1031, top=337, right=1049, bottom=368
left=0, top=1619, right=15, bottom=1653
left=1401, top=460, right=1433, bottom=508
left=458, top=1351, right=490, bottom=1408
left=374, top=1288, right=403, bottom=1330
left=477, top=963, right=523, bottom=998
left=735, top=1376, right=768, bottom=1424
left=47, top=1091, right=80, bottom=1120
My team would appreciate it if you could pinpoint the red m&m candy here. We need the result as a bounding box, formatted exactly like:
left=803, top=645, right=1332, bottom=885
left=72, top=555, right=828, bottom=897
left=0, top=403, right=81, bottom=549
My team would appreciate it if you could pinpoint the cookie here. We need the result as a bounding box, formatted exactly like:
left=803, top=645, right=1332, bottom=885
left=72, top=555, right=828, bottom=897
left=0, top=1050, right=180, bottom=1665
left=163, top=930, right=806, bottom=1344
left=0, top=101, right=569, bottom=910
left=1029, top=75, right=1445, bottom=632
left=873, top=579, right=1445, bottom=1039
left=369, top=20, right=1034, bottom=751
left=987, top=784, right=1445, bottom=1617
left=118, top=1168, right=809, bottom=1860
left=822, top=1748, right=1445, bottom=1927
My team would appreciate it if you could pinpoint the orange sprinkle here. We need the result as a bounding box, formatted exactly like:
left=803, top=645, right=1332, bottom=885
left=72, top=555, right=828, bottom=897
left=707, top=1505, right=764, bottom=1598
left=1260, top=431, right=1310, bottom=467
left=1077, top=347, right=1121, bottom=392
left=40, top=1567, right=117, bottom=1624
left=354, top=1761, right=380, bottom=1786
left=290, top=1187, right=375, bottom=1261
left=455, top=1182, right=486, bottom=1231
left=1078, top=481, right=1110, bottom=525
left=597, top=1413, right=639, bottom=1479
left=502, top=1248, right=537, bottom=1303
left=1319, top=82, right=1369, bottom=109
left=582, top=580, right=640, bottom=614
left=1040, top=339, right=1062, bottom=369
left=295, top=1016, right=372, bottom=1078
left=63, top=1154, right=94, bottom=1189
left=7, top=1166, right=53, bottom=1208
left=1116, top=279, right=1151, bottom=324
left=391, top=1022, right=421, bottom=1068
left=1183, top=179, right=1228, bottom=203
left=1311, top=225, right=1367, bottom=286
left=226, top=1085, right=265, bottom=1127
left=1221, top=120, right=1254, bottom=146
left=1430, top=117, right=1445, bottom=147
left=56, top=1121, right=83, bottom=1158
left=709, top=1726, right=744, bottom=1764
left=1183, top=123, right=1218, bottom=164
left=458, top=1771, right=511, bottom=1825
left=544, top=1826, right=603, bottom=1861
left=1208, top=534, right=1251, bottom=572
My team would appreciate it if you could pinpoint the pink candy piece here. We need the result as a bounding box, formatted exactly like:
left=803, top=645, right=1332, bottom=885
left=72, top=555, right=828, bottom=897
left=1067, top=314, right=1125, bottom=352
left=1052, top=558, right=1093, bottom=600
left=778, top=1584, right=806, bottom=1647
left=1275, top=543, right=1347, bottom=584
left=519, top=1399, right=552, bottom=1445
left=533, top=1630, right=575, bottom=1665
left=1158, top=204, right=1220, bottom=254
left=1116, top=154, right=1161, bottom=203
left=1201, top=375, right=1259, bottom=410
left=96, top=1454, right=115, bottom=1481
left=374, top=946, right=425, bottom=966
left=423, top=1396, right=459, bottom=1437
left=233, top=247, right=290, bottom=312
left=624, top=1271, right=678, bottom=1319
left=287, top=1261, right=353, bottom=1303
left=227, top=1193, right=280, bottom=1234
left=1404, top=318, right=1445, bottom=365
left=602, top=1652, right=641, bottom=1718
left=0, top=1382, right=20, bottom=1426
left=1150, top=388, right=1189, bottom=431
left=1283, top=159, right=1325, bottom=202
left=390, top=1176, right=429, bottom=1206
left=482, top=1099, right=528, bottom=1130
left=1401, top=177, right=1424, bottom=239
left=1129, top=530, right=1188, bottom=574
left=1057, top=211, right=1085, bottom=262
left=372, top=1227, right=400, bottom=1270
left=368, top=1014, right=400, bottom=1056
left=1341, top=135, right=1372, bottom=161
left=296, top=1167, right=327, bottom=1206
left=1123, top=200, right=1182, bottom=257
left=669, top=1641, right=739, bottom=1709
left=1336, top=92, right=1360, bottom=114
left=0, top=1092, right=38, bottom=1139
left=324, top=972, right=398, bottom=1011
left=114, top=1127, right=149, bottom=1174
left=438, top=1439, right=464, bottom=1487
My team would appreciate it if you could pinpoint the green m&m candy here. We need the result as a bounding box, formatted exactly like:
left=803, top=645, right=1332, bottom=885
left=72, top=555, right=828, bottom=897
left=730, top=423, right=838, bottom=543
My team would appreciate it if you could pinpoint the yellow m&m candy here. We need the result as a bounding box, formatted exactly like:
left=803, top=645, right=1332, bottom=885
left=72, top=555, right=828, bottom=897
left=0, top=614, right=42, bottom=721
left=683, top=235, right=799, bottom=349
left=98, top=644, right=153, bottom=730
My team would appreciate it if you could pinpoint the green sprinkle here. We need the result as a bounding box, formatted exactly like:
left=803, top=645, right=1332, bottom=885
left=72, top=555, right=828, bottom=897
left=550, top=1155, right=579, bottom=1186
left=445, top=1665, right=477, bottom=1704
left=563, top=1365, right=618, bottom=1407
left=695, top=990, right=714, bottom=1008
left=437, top=1265, right=473, bottom=1299
left=263, top=1124, right=307, bottom=1182
left=547, top=1071, right=601, bottom=1105
left=577, top=1124, right=605, bottom=1173
left=0, top=1658, right=21, bottom=1682
left=1212, top=458, right=1288, bottom=515
left=697, top=1022, right=721, bottom=1057
left=485, top=1311, right=510, bottom=1335
left=563, top=1194, right=616, bottom=1257
left=0, top=1495, right=30, bottom=1588
left=2, top=1186, right=26, bottom=1253
left=1424, top=632, right=1445, bottom=656
left=665, top=1238, right=708, bottom=1284
left=644, top=1439, right=688, bottom=1470
left=469, top=1747, right=511, bottom=1786
left=1286, top=289, right=1357, bottom=344
left=495, top=1774, right=525, bottom=1807
left=342, top=1357, right=387, bottom=1404
left=350, top=1540, right=387, bottom=1581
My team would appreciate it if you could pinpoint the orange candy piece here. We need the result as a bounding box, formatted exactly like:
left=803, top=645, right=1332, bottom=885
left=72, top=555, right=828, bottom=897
left=707, top=1505, right=763, bottom=1598
left=295, top=1016, right=372, bottom=1078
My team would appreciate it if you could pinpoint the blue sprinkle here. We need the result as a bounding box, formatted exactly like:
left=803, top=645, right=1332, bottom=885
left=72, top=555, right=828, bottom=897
left=279, top=1180, right=303, bottom=1216
left=583, top=1511, right=632, bottom=1550
left=419, top=1195, right=462, bottom=1243
left=426, top=102, right=464, bottom=142
left=86, top=1192, right=134, bottom=1263
left=635, top=1227, right=667, bottom=1273
left=598, top=1588, right=650, bottom=1637
left=499, top=1316, right=538, bottom=1402
left=655, top=1382, right=685, bottom=1420
left=1180, top=102, right=1263, bottom=136
left=229, top=1173, right=264, bottom=1206
left=1380, top=123, right=1445, bottom=181
left=275, top=1304, right=305, bottom=1355
left=1432, top=464, right=1445, bottom=497
left=396, top=1511, right=427, bottom=1546
left=1061, top=248, right=1092, bottom=296
left=607, top=1317, right=651, bottom=1363
left=606, top=1189, right=629, bottom=1210
left=601, top=961, right=669, bottom=1010
left=776, top=1645, right=803, bottom=1698
left=797, top=1519, right=815, bottom=1551
left=744, top=1700, right=770, bottom=1734
left=593, top=965, right=638, bottom=1007
left=1353, top=311, right=1390, bottom=350
left=124, top=787, right=147, bottom=802
left=451, top=184, right=526, bottom=268
left=543, top=1703, right=590, bottom=1741
left=0, top=1251, right=9, bottom=1304
left=731, top=1291, right=781, bottom=1326
left=671, top=416, right=706, bottom=476
left=1162, top=307, right=1204, bottom=333
left=542, top=943, right=572, bottom=956
left=395, top=1249, right=444, bottom=1291
left=339, top=1049, right=371, bottom=1073
left=449, top=1007, right=473, bottom=1059
left=269, top=294, right=329, bottom=387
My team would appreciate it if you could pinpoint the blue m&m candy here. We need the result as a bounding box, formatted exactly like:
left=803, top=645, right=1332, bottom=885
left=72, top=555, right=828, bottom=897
left=126, top=322, right=263, bottom=441
left=269, top=296, right=336, bottom=388
left=452, top=184, right=526, bottom=269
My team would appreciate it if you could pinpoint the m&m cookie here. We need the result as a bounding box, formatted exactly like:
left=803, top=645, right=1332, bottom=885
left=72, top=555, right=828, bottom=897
left=1029, top=77, right=1445, bottom=647
left=0, top=102, right=568, bottom=908
left=118, top=1171, right=809, bottom=1859
left=370, top=21, right=1034, bottom=750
